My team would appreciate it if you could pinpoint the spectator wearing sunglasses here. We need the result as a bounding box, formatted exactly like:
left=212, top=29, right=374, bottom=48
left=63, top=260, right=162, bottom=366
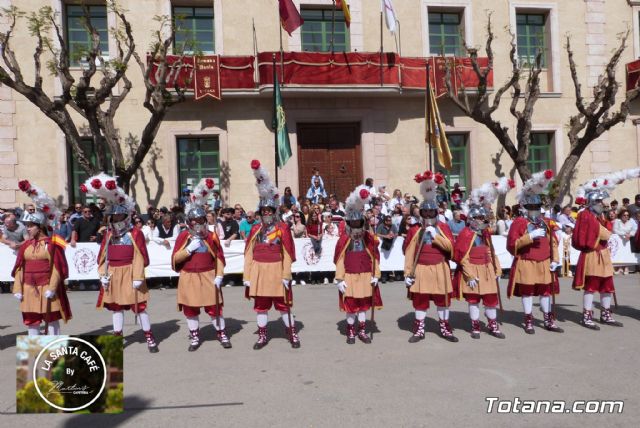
left=70, top=205, right=100, bottom=247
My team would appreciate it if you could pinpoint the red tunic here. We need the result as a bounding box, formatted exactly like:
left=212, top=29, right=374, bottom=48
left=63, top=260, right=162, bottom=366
left=11, top=237, right=72, bottom=322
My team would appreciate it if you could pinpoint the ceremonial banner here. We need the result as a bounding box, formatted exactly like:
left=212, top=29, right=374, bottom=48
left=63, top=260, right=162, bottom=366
left=2, top=235, right=637, bottom=281
left=194, top=55, right=221, bottom=100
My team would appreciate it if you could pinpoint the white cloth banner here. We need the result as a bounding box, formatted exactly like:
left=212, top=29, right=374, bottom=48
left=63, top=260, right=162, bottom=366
left=1, top=235, right=638, bottom=282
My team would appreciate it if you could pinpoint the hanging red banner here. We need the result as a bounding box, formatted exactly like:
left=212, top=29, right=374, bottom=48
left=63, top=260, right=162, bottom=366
left=194, top=55, right=221, bottom=100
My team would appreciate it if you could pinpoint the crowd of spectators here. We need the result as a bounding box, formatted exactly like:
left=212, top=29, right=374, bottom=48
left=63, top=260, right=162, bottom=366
left=2, top=174, right=639, bottom=291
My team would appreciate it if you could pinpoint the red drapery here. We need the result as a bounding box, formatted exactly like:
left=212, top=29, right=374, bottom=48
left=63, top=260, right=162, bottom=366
left=148, top=51, right=492, bottom=95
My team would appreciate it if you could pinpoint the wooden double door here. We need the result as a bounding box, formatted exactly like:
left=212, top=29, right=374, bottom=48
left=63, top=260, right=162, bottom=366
left=297, top=123, right=362, bottom=202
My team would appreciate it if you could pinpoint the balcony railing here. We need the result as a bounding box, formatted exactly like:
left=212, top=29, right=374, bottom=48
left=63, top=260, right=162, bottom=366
left=148, top=51, right=493, bottom=96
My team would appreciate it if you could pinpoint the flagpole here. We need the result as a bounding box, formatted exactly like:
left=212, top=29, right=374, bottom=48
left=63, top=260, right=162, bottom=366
left=252, top=18, right=259, bottom=88
left=426, top=61, right=433, bottom=171
left=330, top=0, right=336, bottom=54
left=279, top=23, right=284, bottom=85
left=273, top=53, right=279, bottom=186
left=379, top=9, right=383, bottom=86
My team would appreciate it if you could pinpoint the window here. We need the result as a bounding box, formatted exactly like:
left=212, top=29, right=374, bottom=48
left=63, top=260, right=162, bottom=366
left=177, top=137, right=220, bottom=192
left=300, top=8, right=350, bottom=52
left=68, top=139, right=113, bottom=204
left=173, top=6, right=215, bottom=54
left=428, top=11, right=462, bottom=56
left=436, top=134, right=468, bottom=190
left=528, top=132, right=553, bottom=173
left=516, top=13, right=547, bottom=67
left=65, top=4, right=109, bottom=65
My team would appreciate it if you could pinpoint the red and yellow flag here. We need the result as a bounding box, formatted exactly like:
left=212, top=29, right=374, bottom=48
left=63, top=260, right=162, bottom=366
left=51, top=233, right=67, bottom=250
left=336, top=0, right=351, bottom=28
left=427, top=83, right=452, bottom=170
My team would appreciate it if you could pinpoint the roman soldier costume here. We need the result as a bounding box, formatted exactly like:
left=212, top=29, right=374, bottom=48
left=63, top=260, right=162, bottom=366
left=333, top=185, right=382, bottom=344
left=572, top=168, right=640, bottom=329
left=454, top=177, right=514, bottom=339
left=12, top=180, right=72, bottom=335
left=172, top=178, right=231, bottom=351
left=86, top=174, right=159, bottom=353
left=243, top=160, right=299, bottom=349
left=403, top=171, right=457, bottom=343
left=507, top=170, right=563, bottom=334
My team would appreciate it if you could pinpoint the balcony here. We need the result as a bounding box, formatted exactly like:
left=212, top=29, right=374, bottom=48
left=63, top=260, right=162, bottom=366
left=149, top=51, right=493, bottom=98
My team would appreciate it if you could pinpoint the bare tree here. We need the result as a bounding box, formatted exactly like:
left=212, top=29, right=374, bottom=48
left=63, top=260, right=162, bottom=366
left=554, top=32, right=640, bottom=203
left=0, top=1, right=192, bottom=193
left=444, top=13, right=543, bottom=183
left=444, top=15, right=640, bottom=204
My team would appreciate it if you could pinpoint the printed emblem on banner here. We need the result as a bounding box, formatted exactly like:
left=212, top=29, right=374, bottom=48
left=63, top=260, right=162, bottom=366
left=302, top=242, right=321, bottom=265
left=608, top=235, right=621, bottom=259
left=74, top=248, right=97, bottom=274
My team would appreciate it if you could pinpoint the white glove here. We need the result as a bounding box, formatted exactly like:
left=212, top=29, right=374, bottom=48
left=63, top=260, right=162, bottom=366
left=186, top=238, right=202, bottom=253
left=550, top=261, right=560, bottom=272
left=214, top=276, right=223, bottom=289
left=529, top=229, right=546, bottom=239
left=243, top=280, right=251, bottom=288
left=100, top=276, right=110, bottom=289
left=14, top=293, right=22, bottom=301
left=468, top=278, right=479, bottom=289
left=336, top=280, right=347, bottom=293
left=282, top=279, right=291, bottom=290
left=405, top=277, right=415, bottom=287
left=44, top=290, right=55, bottom=299
left=132, top=280, right=143, bottom=289
left=425, top=226, right=437, bottom=236
left=370, top=277, right=379, bottom=287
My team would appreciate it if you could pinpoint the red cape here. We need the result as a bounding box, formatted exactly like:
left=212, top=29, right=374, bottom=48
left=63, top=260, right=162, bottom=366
left=572, top=210, right=607, bottom=289
left=333, top=231, right=380, bottom=265
left=506, top=217, right=559, bottom=297
left=172, top=230, right=226, bottom=272
left=12, top=237, right=72, bottom=322
left=452, top=227, right=492, bottom=298
left=97, top=228, right=150, bottom=267
left=245, top=221, right=296, bottom=262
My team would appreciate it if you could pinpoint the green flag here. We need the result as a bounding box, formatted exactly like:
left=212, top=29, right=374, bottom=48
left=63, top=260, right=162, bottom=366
left=272, top=65, right=292, bottom=168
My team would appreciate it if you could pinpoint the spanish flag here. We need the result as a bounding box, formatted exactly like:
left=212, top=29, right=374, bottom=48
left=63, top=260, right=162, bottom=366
left=336, top=0, right=351, bottom=28
left=51, top=233, right=67, bottom=250
left=427, top=83, right=452, bottom=170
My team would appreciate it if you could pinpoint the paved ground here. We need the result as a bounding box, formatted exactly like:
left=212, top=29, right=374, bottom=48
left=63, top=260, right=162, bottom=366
left=1, top=276, right=639, bottom=427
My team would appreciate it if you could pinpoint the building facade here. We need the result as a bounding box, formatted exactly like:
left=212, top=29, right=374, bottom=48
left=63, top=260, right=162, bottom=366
left=1, top=0, right=640, bottom=210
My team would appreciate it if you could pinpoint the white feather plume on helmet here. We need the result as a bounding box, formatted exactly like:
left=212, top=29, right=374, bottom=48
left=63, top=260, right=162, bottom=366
left=575, top=167, right=640, bottom=205
left=413, top=170, right=446, bottom=210
left=250, top=159, right=280, bottom=209
left=516, top=169, right=554, bottom=205
left=17, top=179, right=62, bottom=227
left=461, top=176, right=515, bottom=216
left=80, top=173, right=135, bottom=215
left=344, top=185, right=370, bottom=222
left=185, top=178, right=216, bottom=218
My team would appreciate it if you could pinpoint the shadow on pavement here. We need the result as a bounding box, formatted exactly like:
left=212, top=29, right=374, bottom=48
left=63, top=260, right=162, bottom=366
left=200, top=317, right=247, bottom=342
left=127, top=318, right=181, bottom=348
left=335, top=317, right=381, bottom=337
left=262, top=319, right=305, bottom=342
left=58, top=395, right=243, bottom=427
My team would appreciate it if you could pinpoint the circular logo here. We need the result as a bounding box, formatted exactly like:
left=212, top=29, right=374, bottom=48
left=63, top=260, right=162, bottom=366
left=608, top=235, right=621, bottom=259
left=302, top=242, right=321, bottom=265
left=73, top=248, right=97, bottom=274
left=33, top=337, right=107, bottom=412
